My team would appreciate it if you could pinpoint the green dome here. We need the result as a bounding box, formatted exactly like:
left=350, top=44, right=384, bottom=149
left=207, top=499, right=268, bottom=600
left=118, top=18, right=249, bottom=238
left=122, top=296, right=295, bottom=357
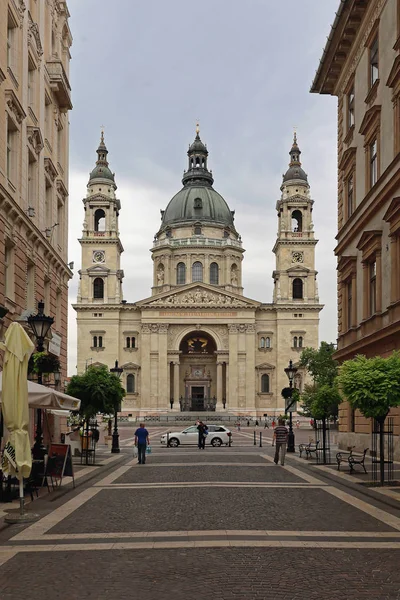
left=162, top=185, right=234, bottom=227
left=89, top=164, right=115, bottom=182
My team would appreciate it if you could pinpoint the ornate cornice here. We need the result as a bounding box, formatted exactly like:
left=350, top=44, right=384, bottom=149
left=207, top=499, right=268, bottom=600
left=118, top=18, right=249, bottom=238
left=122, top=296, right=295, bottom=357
left=5, top=89, right=26, bottom=124
left=27, top=126, right=44, bottom=155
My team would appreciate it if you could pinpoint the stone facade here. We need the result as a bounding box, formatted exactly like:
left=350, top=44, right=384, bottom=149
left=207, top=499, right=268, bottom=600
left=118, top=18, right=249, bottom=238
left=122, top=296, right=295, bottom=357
left=311, top=0, right=400, bottom=457
left=0, top=0, right=72, bottom=376
left=74, top=131, right=323, bottom=416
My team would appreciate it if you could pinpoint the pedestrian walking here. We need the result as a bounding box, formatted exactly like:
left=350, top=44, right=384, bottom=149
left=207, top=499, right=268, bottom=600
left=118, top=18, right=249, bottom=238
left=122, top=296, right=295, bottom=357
left=273, top=419, right=289, bottom=466
left=134, top=423, right=150, bottom=465
left=264, top=419, right=269, bottom=429
left=255, top=419, right=259, bottom=427
left=197, top=421, right=208, bottom=449
left=271, top=419, right=276, bottom=429
left=296, top=419, right=300, bottom=429
left=247, top=419, right=250, bottom=427
left=236, top=421, right=241, bottom=432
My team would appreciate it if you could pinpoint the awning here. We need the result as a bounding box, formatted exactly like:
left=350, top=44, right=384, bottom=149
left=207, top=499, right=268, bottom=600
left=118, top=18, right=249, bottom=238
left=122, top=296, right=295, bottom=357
left=0, top=372, right=81, bottom=411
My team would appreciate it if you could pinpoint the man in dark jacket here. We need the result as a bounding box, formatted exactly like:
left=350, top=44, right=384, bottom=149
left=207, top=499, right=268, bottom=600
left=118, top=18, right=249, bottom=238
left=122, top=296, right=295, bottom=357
left=197, top=421, right=207, bottom=450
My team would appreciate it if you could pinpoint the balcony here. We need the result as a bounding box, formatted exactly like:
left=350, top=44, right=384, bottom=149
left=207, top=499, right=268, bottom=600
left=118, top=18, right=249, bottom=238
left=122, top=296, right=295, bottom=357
left=153, top=237, right=243, bottom=249
left=46, top=60, right=72, bottom=111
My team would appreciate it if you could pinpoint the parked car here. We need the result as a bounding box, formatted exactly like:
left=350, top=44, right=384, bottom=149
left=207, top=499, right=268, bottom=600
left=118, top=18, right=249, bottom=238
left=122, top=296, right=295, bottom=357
left=160, top=424, right=232, bottom=447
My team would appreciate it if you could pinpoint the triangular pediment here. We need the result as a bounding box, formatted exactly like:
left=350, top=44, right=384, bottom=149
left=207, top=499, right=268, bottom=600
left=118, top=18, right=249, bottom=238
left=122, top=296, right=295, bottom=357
left=286, top=265, right=310, bottom=273
left=256, top=362, right=275, bottom=370
left=86, top=265, right=110, bottom=274
left=121, top=361, right=140, bottom=370
left=137, top=283, right=260, bottom=309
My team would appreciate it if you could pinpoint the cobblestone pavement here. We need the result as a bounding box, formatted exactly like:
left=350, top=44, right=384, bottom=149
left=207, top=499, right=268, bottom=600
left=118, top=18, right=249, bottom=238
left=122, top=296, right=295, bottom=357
left=1, top=428, right=400, bottom=599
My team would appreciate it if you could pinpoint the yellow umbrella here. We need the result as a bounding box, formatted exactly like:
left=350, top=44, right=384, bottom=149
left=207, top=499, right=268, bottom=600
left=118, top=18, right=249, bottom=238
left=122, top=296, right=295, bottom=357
left=0, top=322, right=38, bottom=522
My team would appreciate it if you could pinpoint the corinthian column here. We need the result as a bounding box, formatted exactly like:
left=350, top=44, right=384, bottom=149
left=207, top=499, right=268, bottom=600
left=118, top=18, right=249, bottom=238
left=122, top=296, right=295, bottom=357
left=216, top=361, right=223, bottom=411
left=174, top=362, right=180, bottom=410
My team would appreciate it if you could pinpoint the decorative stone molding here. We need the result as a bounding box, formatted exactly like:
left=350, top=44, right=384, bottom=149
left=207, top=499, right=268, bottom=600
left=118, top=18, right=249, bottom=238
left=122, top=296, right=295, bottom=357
left=5, top=90, right=26, bottom=125
left=44, top=157, right=58, bottom=183
left=141, top=323, right=168, bottom=333
left=28, top=15, right=43, bottom=56
left=56, top=178, right=68, bottom=200
left=27, top=126, right=44, bottom=155
left=228, top=324, right=255, bottom=333
left=147, top=287, right=250, bottom=308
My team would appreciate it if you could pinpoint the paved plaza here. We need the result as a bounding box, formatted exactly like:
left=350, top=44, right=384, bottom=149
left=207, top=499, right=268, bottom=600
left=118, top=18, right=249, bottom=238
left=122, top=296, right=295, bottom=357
left=1, top=427, right=400, bottom=599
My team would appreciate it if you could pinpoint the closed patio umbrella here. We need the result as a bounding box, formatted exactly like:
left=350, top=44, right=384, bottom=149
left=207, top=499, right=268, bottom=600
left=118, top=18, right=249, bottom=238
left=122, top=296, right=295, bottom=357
left=0, top=322, right=39, bottom=522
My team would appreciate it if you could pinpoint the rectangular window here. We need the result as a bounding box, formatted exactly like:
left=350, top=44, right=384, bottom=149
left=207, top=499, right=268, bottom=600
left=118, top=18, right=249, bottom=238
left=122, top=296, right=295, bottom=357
left=369, top=261, right=376, bottom=316
left=347, top=174, right=354, bottom=218
left=57, top=200, right=63, bottom=249
left=28, top=151, right=37, bottom=211
left=7, top=12, right=17, bottom=71
left=6, top=115, right=17, bottom=182
left=347, top=280, right=352, bottom=329
left=348, top=86, right=355, bottom=129
left=370, top=139, right=378, bottom=187
left=370, top=36, right=379, bottom=87
left=56, top=290, right=62, bottom=331
left=45, top=185, right=53, bottom=228
left=28, top=57, right=36, bottom=111
left=26, top=262, right=35, bottom=309
left=4, top=242, right=15, bottom=300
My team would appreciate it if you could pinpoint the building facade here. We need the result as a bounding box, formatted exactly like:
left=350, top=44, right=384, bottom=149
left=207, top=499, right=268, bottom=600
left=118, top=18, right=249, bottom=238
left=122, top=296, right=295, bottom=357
left=0, top=0, right=72, bottom=376
left=311, top=0, right=400, bottom=454
left=74, top=129, right=323, bottom=416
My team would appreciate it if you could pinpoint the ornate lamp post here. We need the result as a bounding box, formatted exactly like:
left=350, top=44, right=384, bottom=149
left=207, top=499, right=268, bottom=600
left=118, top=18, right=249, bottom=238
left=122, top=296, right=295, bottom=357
left=110, top=359, right=123, bottom=453
left=284, top=359, right=298, bottom=453
left=27, top=301, right=54, bottom=459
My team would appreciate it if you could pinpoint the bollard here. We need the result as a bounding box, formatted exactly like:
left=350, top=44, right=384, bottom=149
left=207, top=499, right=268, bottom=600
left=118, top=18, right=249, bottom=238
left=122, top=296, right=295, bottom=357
left=167, top=432, right=170, bottom=447
left=228, top=434, right=232, bottom=447
left=259, top=431, right=262, bottom=447
left=253, top=430, right=256, bottom=445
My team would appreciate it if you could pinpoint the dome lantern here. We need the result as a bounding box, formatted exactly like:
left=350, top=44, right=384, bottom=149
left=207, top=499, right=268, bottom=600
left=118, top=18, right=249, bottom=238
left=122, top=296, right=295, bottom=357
left=88, top=131, right=116, bottom=185
left=282, top=133, right=308, bottom=185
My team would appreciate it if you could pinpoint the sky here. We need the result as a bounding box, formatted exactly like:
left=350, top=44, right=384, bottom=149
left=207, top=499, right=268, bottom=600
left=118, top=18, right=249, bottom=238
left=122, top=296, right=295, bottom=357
left=66, top=0, right=339, bottom=375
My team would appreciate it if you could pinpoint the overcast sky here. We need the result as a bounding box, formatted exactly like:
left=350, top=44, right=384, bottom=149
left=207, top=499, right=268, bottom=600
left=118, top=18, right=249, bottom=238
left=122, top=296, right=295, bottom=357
left=66, top=0, right=339, bottom=375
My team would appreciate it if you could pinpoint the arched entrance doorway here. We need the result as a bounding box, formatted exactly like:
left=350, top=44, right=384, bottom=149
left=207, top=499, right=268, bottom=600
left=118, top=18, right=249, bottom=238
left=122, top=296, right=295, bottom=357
left=179, top=331, right=217, bottom=411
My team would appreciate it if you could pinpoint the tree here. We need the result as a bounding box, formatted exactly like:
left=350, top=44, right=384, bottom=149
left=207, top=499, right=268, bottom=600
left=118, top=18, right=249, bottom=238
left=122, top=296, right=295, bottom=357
left=299, top=342, right=340, bottom=420
left=337, top=352, right=400, bottom=485
left=66, top=365, right=125, bottom=420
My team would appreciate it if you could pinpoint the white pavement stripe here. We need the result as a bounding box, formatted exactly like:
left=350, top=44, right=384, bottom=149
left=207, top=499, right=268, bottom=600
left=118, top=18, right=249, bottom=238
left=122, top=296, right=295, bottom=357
left=98, top=483, right=322, bottom=489
left=123, top=462, right=278, bottom=467
left=3, top=540, right=400, bottom=552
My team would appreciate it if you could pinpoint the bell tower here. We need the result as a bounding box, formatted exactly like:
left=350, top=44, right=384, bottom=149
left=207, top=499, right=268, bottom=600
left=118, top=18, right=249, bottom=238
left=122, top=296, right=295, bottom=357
left=77, top=132, right=124, bottom=305
left=272, top=134, right=319, bottom=305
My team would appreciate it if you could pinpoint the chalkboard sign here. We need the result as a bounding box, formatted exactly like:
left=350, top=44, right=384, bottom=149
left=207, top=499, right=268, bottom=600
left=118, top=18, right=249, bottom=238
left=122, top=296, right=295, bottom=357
left=44, top=444, right=75, bottom=488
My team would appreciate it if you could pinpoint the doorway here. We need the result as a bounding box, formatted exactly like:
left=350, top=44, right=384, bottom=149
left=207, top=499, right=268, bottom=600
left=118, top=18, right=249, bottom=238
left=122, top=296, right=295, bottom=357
left=191, top=386, right=205, bottom=411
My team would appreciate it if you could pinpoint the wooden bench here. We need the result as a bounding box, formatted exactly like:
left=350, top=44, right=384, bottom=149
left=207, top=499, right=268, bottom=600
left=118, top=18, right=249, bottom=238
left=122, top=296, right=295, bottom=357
left=336, top=448, right=368, bottom=474
left=299, top=439, right=320, bottom=459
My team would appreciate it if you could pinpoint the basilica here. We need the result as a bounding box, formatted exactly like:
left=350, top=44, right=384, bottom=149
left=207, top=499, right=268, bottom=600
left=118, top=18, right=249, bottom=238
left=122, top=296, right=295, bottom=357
left=74, top=128, right=323, bottom=416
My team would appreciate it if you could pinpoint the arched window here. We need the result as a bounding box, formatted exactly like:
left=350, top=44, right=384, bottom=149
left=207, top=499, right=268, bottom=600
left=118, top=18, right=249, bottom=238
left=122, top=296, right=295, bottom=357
left=131, top=336, right=136, bottom=349
left=294, top=336, right=298, bottom=348
left=93, top=278, right=104, bottom=299
left=177, top=262, right=186, bottom=285
left=93, top=336, right=97, bottom=348
left=94, top=209, right=106, bottom=232
left=126, top=337, right=130, bottom=349
left=98, top=336, right=103, bottom=348
left=194, top=224, right=202, bottom=235
left=210, top=262, right=219, bottom=285
left=192, top=261, right=203, bottom=282
left=265, top=337, right=271, bottom=348
left=299, top=336, right=303, bottom=348
left=292, top=278, right=303, bottom=299
left=260, top=337, right=265, bottom=348
left=126, top=374, right=135, bottom=393
left=291, top=210, right=303, bottom=232
left=261, top=374, right=270, bottom=393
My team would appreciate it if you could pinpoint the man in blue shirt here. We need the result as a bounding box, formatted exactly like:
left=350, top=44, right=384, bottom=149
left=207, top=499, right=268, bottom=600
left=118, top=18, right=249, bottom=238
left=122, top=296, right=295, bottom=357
left=134, top=423, right=150, bottom=464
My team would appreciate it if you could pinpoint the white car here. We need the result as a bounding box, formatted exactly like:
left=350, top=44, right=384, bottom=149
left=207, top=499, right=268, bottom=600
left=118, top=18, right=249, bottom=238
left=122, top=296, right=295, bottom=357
left=160, top=425, right=232, bottom=447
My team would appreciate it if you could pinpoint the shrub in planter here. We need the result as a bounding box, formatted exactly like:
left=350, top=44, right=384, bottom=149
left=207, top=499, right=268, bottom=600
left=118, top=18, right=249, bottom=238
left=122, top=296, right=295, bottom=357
left=28, top=351, right=61, bottom=375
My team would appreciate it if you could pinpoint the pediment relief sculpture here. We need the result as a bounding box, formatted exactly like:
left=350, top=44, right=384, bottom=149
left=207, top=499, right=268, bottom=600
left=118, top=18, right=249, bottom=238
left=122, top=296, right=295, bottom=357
left=148, top=287, right=250, bottom=308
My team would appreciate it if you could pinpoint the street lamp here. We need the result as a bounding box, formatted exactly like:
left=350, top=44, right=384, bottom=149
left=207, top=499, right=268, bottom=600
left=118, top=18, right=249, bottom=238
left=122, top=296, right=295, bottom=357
left=284, top=359, right=298, bottom=453
left=110, top=359, right=123, bottom=454
left=27, top=300, right=54, bottom=459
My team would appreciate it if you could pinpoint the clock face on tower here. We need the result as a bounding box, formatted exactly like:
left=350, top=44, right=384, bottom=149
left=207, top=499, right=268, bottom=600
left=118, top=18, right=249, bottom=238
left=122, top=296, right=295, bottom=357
left=93, top=250, right=105, bottom=263
left=292, top=251, right=304, bottom=264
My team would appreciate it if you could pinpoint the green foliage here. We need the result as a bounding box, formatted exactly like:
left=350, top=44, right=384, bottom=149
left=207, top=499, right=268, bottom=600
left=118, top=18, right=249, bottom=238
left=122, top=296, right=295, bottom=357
left=281, top=387, right=292, bottom=399
left=299, top=342, right=338, bottom=387
left=338, top=352, right=400, bottom=420
left=66, top=365, right=125, bottom=419
left=28, top=351, right=61, bottom=375
left=299, top=342, right=340, bottom=419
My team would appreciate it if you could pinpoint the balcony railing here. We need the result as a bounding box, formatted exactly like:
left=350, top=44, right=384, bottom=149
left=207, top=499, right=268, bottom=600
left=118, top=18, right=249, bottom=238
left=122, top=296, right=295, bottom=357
left=46, top=60, right=72, bottom=111
left=153, top=237, right=242, bottom=249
